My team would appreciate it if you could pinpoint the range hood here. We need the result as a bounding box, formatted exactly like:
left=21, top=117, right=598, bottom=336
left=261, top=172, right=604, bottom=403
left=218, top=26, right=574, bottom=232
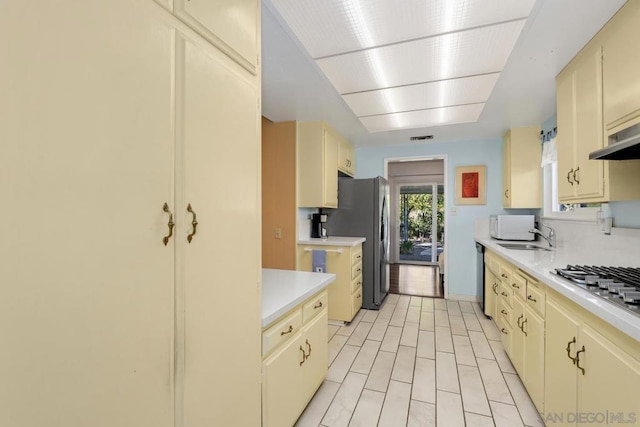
left=590, top=122, right=640, bottom=160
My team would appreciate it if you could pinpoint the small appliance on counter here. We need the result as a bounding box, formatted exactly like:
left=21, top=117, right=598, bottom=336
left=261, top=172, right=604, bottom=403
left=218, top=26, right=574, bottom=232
left=310, top=212, right=328, bottom=238
left=490, top=214, right=535, bottom=241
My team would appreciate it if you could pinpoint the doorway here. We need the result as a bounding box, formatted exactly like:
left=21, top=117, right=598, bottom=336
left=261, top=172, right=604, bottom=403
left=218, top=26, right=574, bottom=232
left=386, top=158, right=446, bottom=298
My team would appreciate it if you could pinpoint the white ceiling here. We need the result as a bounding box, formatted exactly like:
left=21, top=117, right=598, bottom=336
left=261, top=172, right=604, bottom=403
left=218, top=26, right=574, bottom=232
left=261, top=0, right=626, bottom=147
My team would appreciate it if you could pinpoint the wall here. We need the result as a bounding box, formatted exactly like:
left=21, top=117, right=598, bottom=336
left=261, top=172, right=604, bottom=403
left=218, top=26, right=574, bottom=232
left=356, top=138, right=535, bottom=299
left=262, top=118, right=297, bottom=270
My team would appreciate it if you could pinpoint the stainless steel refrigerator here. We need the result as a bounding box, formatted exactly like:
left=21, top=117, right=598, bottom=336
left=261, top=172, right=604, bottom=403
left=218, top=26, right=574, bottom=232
left=325, top=177, right=390, bottom=309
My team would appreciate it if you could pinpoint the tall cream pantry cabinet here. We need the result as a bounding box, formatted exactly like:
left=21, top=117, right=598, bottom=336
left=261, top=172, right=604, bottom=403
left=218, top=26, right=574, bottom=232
left=0, top=1, right=261, bottom=427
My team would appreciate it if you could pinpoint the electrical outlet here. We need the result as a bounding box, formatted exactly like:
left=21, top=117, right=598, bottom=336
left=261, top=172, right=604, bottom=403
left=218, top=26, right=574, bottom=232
left=275, top=228, right=282, bottom=239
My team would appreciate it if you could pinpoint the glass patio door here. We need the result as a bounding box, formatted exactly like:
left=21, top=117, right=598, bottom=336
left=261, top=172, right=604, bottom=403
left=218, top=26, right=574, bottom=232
left=398, top=183, right=444, bottom=264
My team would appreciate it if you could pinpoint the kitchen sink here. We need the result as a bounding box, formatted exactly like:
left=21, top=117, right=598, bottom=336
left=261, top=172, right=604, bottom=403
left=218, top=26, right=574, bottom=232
left=497, top=243, right=552, bottom=251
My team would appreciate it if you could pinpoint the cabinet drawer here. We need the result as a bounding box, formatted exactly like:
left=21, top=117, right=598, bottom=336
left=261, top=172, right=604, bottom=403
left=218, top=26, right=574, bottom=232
left=489, top=257, right=500, bottom=276
left=499, top=303, right=512, bottom=326
left=352, top=287, right=363, bottom=315
left=526, top=282, right=545, bottom=318
left=511, top=273, right=527, bottom=300
left=351, top=248, right=362, bottom=266
left=351, top=262, right=363, bottom=280
left=499, top=263, right=513, bottom=284
left=499, top=322, right=512, bottom=354
left=302, top=291, right=328, bottom=324
left=262, top=309, right=302, bottom=357
left=499, top=282, right=512, bottom=309
left=350, top=276, right=363, bottom=294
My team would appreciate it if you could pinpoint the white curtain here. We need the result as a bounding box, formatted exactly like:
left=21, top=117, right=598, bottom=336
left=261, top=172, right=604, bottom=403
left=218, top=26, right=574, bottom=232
left=541, top=136, right=557, bottom=167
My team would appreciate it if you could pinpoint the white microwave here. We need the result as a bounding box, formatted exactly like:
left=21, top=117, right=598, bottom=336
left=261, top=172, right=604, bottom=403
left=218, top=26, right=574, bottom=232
left=490, top=215, right=535, bottom=241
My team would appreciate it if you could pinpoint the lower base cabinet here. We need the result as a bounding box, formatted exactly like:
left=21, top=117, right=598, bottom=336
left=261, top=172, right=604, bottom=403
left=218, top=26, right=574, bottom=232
left=262, top=291, right=328, bottom=427
left=544, top=294, right=640, bottom=427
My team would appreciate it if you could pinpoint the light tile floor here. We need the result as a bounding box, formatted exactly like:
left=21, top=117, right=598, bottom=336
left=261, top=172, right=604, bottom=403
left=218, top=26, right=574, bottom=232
left=295, top=294, right=545, bottom=427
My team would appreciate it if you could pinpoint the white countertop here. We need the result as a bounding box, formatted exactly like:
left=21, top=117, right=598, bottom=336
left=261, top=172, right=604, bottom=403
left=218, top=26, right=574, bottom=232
left=475, top=234, right=640, bottom=342
left=297, top=236, right=366, bottom=247
left=262, top=268, right=336, bottom=328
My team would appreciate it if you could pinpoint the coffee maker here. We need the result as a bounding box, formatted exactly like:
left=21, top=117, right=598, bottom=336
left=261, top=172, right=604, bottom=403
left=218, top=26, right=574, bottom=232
left=310, top=212, right=328, bottom=238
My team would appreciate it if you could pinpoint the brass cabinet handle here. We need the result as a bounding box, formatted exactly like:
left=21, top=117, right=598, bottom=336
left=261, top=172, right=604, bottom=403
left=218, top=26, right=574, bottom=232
left=521, top=318, right=528, bottom=336
left=517, top=314, right=523, bottom=328
left=187, top=203, right=198, bottom=243
left=500, top=328, right=508, bottom=335
left=576, top=345, right=586, bottom=375
left=305, top=339, right=312, bottom=358
left=356, top=293, right=361, bottom=298
left=501, top=309, right=508, bottom=316
left=162, top=203, right=175, bottom=246
left=299, top=345, right=306, bottom=366
left=493, top=283, right=499, bottom=295
left=356, top=254, right=362, bottom=260
left=566, top=337, right=577, bottom=365
left=567, top=168, right=574, bottom=185
left=501, top=291, right=508, bottom=297
left=313, top=301, right=323, bottom=309
left=504, top=188, right=509, bottom=199
left=512, top=282, right=520, bottom=289
left=280, top=325, right=293, bottom=336
left=573, top=166, right=580, bottom=185
left=501, top=273, right=508, bottom=279
left=527, top=295, right=537, bottom=303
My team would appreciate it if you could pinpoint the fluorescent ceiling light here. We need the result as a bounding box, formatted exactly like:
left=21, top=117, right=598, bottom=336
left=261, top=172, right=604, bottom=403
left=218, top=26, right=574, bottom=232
left=343, top=73, right=500, bottom=117
left=359, top=104, right=486, bottom=133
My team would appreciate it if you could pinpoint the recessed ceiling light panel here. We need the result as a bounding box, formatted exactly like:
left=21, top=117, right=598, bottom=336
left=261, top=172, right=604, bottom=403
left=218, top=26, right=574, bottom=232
left=359, top=103, right=485, bottom=133
left=317, top=19, right=526, bottom=94
left=343, top=73, right=500, bottom=117
left=269, top=0, right=535, bottom=58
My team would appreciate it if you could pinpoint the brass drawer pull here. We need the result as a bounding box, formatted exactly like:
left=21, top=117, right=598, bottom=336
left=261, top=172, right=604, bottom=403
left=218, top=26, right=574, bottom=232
left=501, top=273, right=508, bottom=279
left=501, top=291, right=508, bottom=297
left=500, top=328, right=508, bottom=335
left=313, top=301, right=323, bottom=309
left=576, top=345, right=586, bottom=375
left=504, top=188, right=509, bottom=199
left=566, top=337, right=577, bottom=364
left=501, top=309, right=508, bottom=316
left=305, top=339, right=312, bottom=358
left=527, top=295, right=537, bottom=303
left=356, top=293, right=361, bottom=298
left=517, top=314, right=523, bottom=328
left=162, top=203, right=175, bottom=246
left=299, top=345, right=306, bottom=366
left=187, top=203, right=198, bottom=243
left=521, top=318, right=528, bottom=336
left=280, top=325, right=293, bottom=336
left=512, top=282, right=520, bottom=289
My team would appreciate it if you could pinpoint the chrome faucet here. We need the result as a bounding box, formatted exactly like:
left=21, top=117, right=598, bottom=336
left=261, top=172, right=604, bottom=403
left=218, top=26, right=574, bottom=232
left=529, top=223, right=556, bottom=247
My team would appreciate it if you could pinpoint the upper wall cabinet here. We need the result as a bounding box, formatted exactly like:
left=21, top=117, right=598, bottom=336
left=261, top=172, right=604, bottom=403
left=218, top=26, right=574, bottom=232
left=298, top=122, right=340, bottom=208
left=502, top=127, right=541, bottom=208
left=338, top=136, right=356, bottom=177
left=174, top=0, right=259, bottom=74
left=602, top=0, right=640, bottom=131
left=556, top=1, right=640, bottom=203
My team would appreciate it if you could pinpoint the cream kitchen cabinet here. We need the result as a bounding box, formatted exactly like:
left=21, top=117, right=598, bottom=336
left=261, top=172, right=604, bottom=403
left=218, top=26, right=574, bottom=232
left=173, top=0, right=259, bottom=74
left=262, top=291, right=328, bottom=427
left=556, top=2, right=640, bottom=203
left=298, top=121, right=340, bottom=208
left=338, top=135, right=356, bottom=177
left=544, top=294, right=640, bottom=427
left=297, top=244, right=363, bottom=322
left=0, top=1, right=261, bottom=426
left=502, top=127, right=542, bottom=208
left=602, top=0, right=640, bottom=131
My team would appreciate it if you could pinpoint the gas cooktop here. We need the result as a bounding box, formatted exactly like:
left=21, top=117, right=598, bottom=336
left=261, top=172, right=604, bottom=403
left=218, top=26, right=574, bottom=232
left=554, top=265, right=640, bottom=316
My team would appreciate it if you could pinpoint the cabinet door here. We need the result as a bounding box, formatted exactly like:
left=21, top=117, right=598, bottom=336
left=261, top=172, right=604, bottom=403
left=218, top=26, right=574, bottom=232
left=262, top=332, right=306, bottom=427
left=510, top=297, right=526, bottom=376
left=579, top=324, right=640, bottom=421
left=574, top=47, right=604, bottom=200
left=174, top=0, right=259, bottom=73
left=323, top=128, right=339, bottom=208
left=502, top=134, right=512, bottom=207
left=544, top=299, right=580, bottom=427
left=338, top=137, right=355, bottom=177
left=523, top=310, right=544, bottom=412
left=603, top=0, right=640, bottom=128
left=0, top=2, right=174, bottom=426
left=556, top=69, right=577, bottom=201
left=301, top=310, right=329, bottom=401
left=484, top=268, right=498, bottom=318
left=179, top=35, right=261, bottom=426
